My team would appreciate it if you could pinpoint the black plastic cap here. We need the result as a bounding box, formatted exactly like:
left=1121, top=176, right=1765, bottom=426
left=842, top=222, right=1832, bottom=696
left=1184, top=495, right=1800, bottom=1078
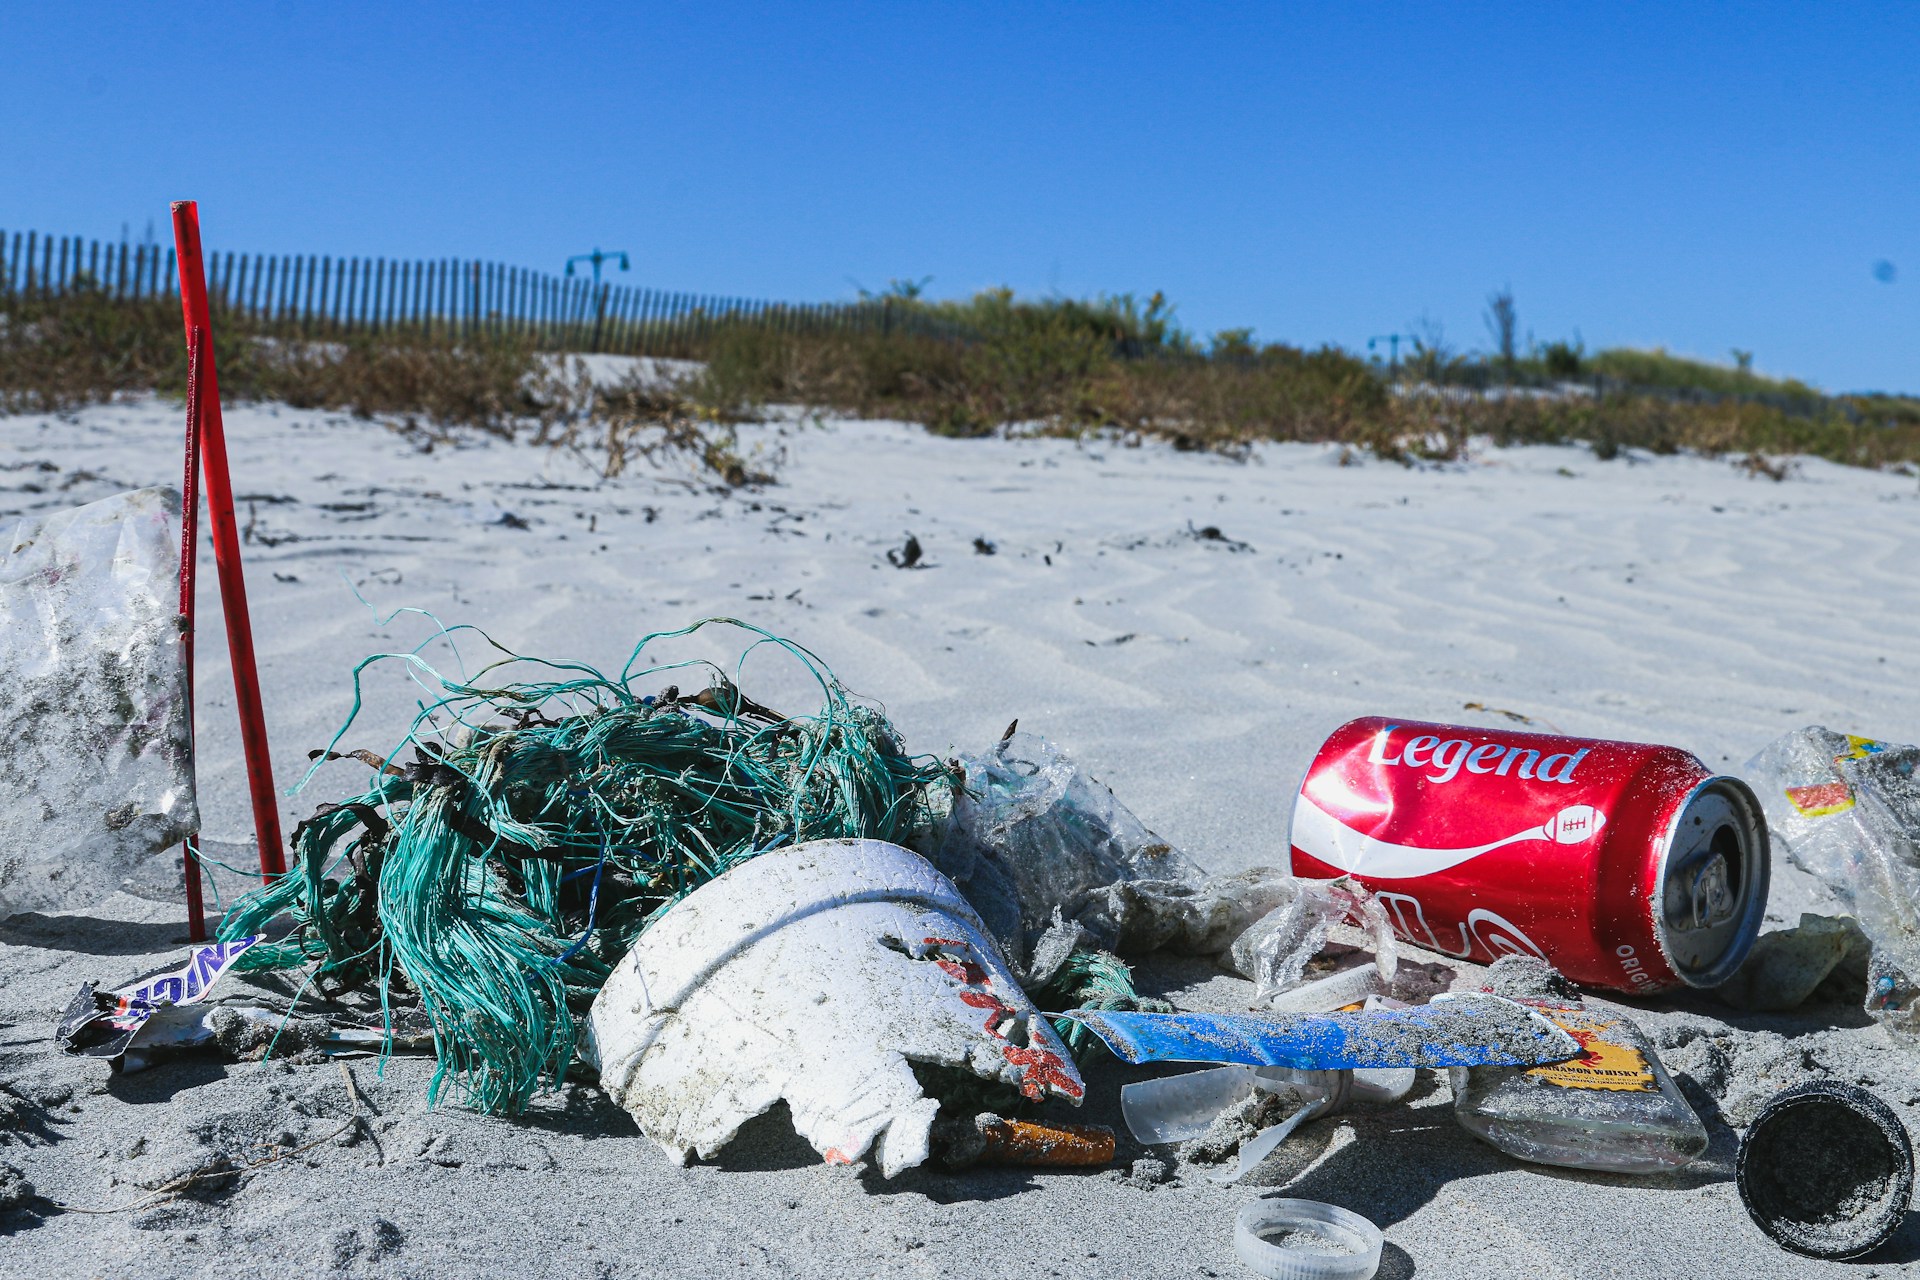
left=1736, top=1079, right=1914, bottom=1260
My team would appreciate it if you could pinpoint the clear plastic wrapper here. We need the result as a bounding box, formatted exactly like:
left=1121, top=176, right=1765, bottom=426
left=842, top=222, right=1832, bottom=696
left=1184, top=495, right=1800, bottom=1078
left=1125, top=1066, right=1350, bottom=1185
left=1123, top=1057, right=1416, bottom=1185
left=0, top=488, right=197, bottom=917
left=927, top=732, right=1291, bottom=969
left=1123, top=1065, right=1266, bottom=1145
left=1745, top=728, right=1920, bottom=1043
left=1229, top=877, right=1400, bottom=1006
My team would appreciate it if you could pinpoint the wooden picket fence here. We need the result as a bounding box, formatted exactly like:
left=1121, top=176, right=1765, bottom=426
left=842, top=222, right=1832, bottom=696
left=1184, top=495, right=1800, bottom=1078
left=0, top=228, right=956, bottom=359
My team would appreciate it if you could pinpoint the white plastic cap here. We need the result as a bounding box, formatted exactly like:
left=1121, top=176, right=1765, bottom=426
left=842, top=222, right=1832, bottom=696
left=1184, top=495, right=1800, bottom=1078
left=1234, top=1198, right=1384, bottom=1280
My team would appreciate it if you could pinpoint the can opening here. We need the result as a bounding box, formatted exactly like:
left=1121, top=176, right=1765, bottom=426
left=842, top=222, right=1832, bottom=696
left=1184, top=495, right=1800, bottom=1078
left=1685, top=824, right=1741, bottom=929
left=1655, top=778, right=1770, bottom=987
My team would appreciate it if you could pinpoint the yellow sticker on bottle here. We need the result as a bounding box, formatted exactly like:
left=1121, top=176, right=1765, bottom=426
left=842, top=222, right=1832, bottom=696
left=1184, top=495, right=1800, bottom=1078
left=1524, top=1008, right=1660, bottom=1093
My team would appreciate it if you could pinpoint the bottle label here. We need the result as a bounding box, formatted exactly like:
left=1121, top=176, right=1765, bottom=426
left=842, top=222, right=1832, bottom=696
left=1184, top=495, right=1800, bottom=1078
left=1525, top=1009, right=1660, bottom=1093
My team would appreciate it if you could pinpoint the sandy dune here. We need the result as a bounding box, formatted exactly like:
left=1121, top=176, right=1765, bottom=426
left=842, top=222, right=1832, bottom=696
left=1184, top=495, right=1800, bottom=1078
left=2, top=397, right=1917, bottom=1278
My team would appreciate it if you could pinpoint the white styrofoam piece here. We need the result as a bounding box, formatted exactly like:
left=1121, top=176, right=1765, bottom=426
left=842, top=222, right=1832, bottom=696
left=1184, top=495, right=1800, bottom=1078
left=586, top=838, right=1085, bottom=1177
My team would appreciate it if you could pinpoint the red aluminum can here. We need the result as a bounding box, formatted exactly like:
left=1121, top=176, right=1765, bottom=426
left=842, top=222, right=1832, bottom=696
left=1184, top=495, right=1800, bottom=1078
left=1290, top=717, right=1770, bottom=993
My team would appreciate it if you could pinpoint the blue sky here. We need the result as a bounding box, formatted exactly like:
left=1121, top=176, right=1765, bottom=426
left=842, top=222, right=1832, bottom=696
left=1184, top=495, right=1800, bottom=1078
left=3, top=4, right=1914, bottom=390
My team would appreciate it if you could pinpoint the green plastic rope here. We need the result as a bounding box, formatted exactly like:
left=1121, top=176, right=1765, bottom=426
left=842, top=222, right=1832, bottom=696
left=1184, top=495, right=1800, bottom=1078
left=220, top=618, right=954, bottom=1114
left=1037, top=947, right=1172, bottom=1056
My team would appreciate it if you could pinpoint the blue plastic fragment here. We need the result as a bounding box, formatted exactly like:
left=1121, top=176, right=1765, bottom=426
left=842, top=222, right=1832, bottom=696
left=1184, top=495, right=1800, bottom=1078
left=1060, top=999, right=1582, bottom=1070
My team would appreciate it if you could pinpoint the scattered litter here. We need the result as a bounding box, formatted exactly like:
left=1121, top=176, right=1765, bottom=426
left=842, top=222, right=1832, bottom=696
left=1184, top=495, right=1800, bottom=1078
left=1124, top=1065, right=1275, bottom=1145
left=887, top=532, right=924, bottom=567
left=27, top=511, right=1920, bottom=1280
left=1188, top=1081, right=1317, bottom=1165
left=585, top=840, right=1083, bottom=1178
left=929, top=732, right=1290, bottom=971
left=1178, top=1070, right=1368, bottom=1184
left=0, top=487, right=198, bottom=917
left=59, top=971, right=433, bottom=1073
left=1746, top=727, right=1920, bottom=1043
left=105, top=1005, right=294, bottom=1072
left=1258, top=963, right=1378, bottom=1014
left=934, top=1113, right=1114, bottom=1169
left=57, top=936, right=261, bottom=1067
left=218, top=621, right=953, bottom=1114
left=1121, top=1061, right=1414, bottom=1180
left=1234, top=1198, right=1383, bottom=1280
left=1450, top=957, right=1707, bottom=1174
left=1230, top=877, right=1400, bottom=1005
left=1737, top=1079, right=1912, bottom=1260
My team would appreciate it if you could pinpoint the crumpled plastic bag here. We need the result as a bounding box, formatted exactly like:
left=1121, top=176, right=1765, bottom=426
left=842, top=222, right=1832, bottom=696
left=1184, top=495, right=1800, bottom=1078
left=1077, top=866, right=1297, bottom=958
left=925, top=732, right=1291, bottom=971
left=1745, top=727, right=1920, bottom=1041
left=0, top=488, right=197, bottom=918
left=1225, top=876, right=1401, bottom=1006
left=585, top=839, right=1084, bottom=1178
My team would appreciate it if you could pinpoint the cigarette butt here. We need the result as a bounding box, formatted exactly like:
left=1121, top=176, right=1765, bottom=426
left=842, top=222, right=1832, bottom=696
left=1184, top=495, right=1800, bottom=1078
left=976, top=1118, right=1116, bottom=1167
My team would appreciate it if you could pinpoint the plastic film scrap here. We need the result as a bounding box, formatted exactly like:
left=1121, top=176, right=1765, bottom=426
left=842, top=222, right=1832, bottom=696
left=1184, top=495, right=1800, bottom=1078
left=586, top=840, right=1083, bottom=1178
left=1228, top=876, right=1400, bottom=1005
left=927, top=732, right=1293, bottom=971
left=0, top=487, right=198, bottom=917
left=56, top=936, right=259, bottom=1064
left=1746, top=728, right=1920, bottom=1042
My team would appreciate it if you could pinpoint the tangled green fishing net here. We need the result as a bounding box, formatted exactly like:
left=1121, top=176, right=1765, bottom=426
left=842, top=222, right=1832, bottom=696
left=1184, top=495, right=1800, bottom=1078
left=218, top=618, right=958, bottom=1112
left=219, top=617, right=1157, bottom=1114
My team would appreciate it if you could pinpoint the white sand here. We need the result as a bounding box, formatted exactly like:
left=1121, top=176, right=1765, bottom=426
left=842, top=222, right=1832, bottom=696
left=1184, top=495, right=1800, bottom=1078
left=2, top=398, right=1918, bottom=1278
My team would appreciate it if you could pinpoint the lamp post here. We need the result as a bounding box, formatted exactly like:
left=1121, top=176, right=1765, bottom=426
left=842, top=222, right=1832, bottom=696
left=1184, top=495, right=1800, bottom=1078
left=1368, top=333, right=1410, bottom=375
left=566, top=249, right=631, bottom=351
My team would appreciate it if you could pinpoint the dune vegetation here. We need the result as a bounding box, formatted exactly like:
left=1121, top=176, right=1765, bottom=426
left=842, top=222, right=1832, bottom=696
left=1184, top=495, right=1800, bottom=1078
left=5, top=278, right=1917, bottom=475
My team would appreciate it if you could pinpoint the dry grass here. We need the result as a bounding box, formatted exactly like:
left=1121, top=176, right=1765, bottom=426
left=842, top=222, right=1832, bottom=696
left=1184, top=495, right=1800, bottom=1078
left=7, top=283, right=1919, bottom=476
left=529, top=360, right=773, bottom=486
left=697, top=315, right=1920, bottom=472
left=0, top=285, right=766, bottom=488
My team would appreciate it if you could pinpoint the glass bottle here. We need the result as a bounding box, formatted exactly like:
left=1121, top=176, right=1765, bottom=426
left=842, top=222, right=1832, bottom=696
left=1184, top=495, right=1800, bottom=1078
left=1449, top=999, right=1708, bottom=1174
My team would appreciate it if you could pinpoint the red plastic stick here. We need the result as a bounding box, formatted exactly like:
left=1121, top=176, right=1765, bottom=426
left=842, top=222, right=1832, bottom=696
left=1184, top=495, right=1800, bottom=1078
left=178, top=326, right=208, bottom=940
left=171, top=202, right=287, bottom=882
